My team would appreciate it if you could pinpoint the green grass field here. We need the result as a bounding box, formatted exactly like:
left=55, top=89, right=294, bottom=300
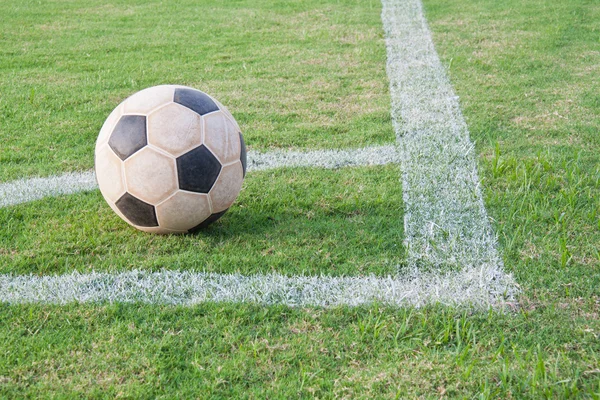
left=0, top=0, right=393, bottom=182
left=0, top=166, right=404, bottom=276
left=1, top=0, right=600, bottom=397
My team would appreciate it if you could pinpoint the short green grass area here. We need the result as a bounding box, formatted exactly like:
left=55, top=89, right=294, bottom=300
left=0, top=0, right=393, bottom=182
left=0, top=166, right=404, bottom=276
left=1, top=303, right=599, bottom=398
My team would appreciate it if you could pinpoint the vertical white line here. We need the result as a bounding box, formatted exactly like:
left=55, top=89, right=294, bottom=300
left=381, top=0, right=514, bottom=288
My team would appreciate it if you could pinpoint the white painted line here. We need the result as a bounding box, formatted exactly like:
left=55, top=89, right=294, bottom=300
left=0, top=269, right=514, bottom=307
left=382, top=0, right=517, bottom=298
left=0, top=145, right=398, bottom=208
left=248, top=145, right=399, bottom=171
left=0, top=171, right=98, bottom=209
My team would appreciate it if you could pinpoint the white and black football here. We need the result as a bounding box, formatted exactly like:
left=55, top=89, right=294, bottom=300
left=94, top=85, right=246, bottom=234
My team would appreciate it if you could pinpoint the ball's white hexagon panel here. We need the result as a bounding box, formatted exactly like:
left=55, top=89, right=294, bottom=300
left=95, top=144, right=126, bottom=203
left=123, top=147, right=178, bottom=205
left=147, top=103, right=203, bottom=157
left=96, top=103, right=123, bottom=148
left=155, top=190, right=212, bottom=231
left=203, top=111, right=241, bottom=165
left=214, top=98, right=241, bottom=131
left=209, top=161, right=244, bottom=213
left=122, top=85, right=176, bottom=115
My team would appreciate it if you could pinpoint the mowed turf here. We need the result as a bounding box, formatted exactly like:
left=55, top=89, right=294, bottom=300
left=426, top=0, right=600, bottom=301
left=2, top=0, right=600, bottom=398
left=0, top=0, right=393, bottom=182
left=1, top=303, right=598, bottom=398
left=0, top=166, right=404, bottom=276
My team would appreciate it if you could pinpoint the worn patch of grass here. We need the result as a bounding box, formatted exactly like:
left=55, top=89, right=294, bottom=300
left=0, top=0, right=393, bottom=182
left=0, top=166, right=404, bottom=276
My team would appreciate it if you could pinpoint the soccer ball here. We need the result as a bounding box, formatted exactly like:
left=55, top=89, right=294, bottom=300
left=95, top=85, right=247, bottom=234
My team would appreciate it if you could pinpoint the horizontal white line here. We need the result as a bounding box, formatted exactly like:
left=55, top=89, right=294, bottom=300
left=248, top=145, right=399, bottom=171
left=0, top=145, right=398, bottom=209
left=0, top=171, right=98, bottom=209
left=0, top=268, right=516, bottom=307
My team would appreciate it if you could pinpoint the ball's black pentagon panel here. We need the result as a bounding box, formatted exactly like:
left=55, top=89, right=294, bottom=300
left=115, top=192, right=158, bottom=227
left=108, top=115, right=147, bottom=161
left=174, top=88, right=219, bottom=116
left=188, top=209, right=229, bottom=233
left=239, top=132, right=247, bottom=177
left=177, top=145, right=222, bottom=193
